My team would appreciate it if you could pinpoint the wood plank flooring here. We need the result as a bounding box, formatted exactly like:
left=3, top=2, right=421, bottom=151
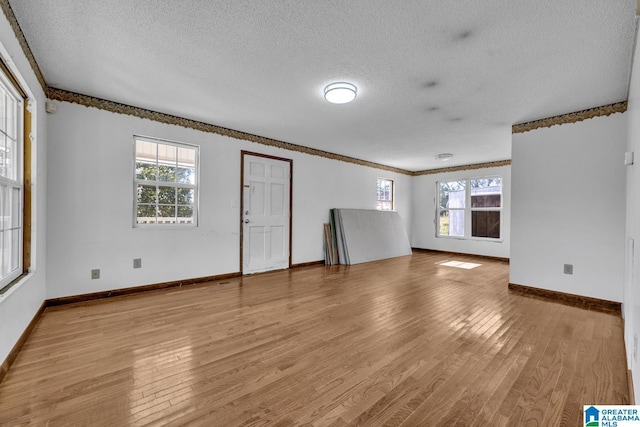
left=0, top=252, right=629, bottom=426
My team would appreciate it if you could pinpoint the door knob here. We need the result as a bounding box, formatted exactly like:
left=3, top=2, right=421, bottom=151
left=244, top=219, right=250, bottom=223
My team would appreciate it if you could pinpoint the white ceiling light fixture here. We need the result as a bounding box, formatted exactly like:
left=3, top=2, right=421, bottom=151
left=435, top=153, right=454, bottom=162
left=324, top=82, right=357, bottom=104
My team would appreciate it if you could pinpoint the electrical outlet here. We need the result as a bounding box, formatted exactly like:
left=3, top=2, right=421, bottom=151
left=91, top=269, right=100, bottom=280
left=133, top=258, right=142, bottom=269
left=563, top=264, right=573, bottom=275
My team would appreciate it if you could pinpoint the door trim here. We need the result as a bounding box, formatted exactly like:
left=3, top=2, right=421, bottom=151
left=240, top=150, right=293, bottom=274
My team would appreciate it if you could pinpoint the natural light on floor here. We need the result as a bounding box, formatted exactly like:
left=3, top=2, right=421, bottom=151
left=438, top=260, right=482, bottom=269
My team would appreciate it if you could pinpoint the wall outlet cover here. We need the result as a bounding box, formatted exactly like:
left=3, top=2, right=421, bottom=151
left=91, top=269, right=100, bottom=279
left=625, top=151, right=634, bottom=166
left=563, top=264, right=573, bottom=275
left=133, top=258, right=142, bottom=269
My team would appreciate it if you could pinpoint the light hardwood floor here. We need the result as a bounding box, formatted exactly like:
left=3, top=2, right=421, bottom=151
left=0, top=252, right=629, bottom=426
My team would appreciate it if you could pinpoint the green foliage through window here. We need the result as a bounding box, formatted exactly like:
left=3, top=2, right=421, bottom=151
left=134, top=137, right=198, bottom=226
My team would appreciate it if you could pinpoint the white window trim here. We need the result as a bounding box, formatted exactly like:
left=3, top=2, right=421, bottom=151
left=436, top=176, right=503, bottom=242
left=0, top=68, right=24, bottom=289
left=133, top=135, right=200, bottom=228
left=377, top=177, right=395, bottom=211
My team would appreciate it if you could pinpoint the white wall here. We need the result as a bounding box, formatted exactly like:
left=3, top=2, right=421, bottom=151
left=0, top=19, right=48, bottom=362
left=411, top=165, right=511, bottom=259
left=625, top=20, right=640, bottom=403
left=46, top=102, right=412, bottom=299
left=511, top=113, right=627, bottom=302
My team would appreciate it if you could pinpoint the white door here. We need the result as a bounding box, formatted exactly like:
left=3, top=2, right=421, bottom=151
left=242, top=153, right=291, bottom=274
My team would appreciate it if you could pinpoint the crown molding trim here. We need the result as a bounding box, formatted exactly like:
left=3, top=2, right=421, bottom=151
left=48, top=87, right=413, bottom=175
left=412, top=159, right=511, bottom=176
left=0, top=0, right=47, bottom=93
left=512, top=101, right=627, bottom=134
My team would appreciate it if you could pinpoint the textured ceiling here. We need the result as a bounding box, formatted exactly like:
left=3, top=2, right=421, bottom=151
left=8, top=0, right=636, bottom=171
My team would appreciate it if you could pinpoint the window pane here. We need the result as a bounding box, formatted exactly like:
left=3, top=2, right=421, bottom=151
left=176, top=167, right=195, bottom=184
left=158, top=186, right=176, bottom=204
left=377, top=200, right=392, bottom=211
left=439, top=181, right=466, bottom=209
left=5, top=136, right=16, bottom=181
left=377, top=180, right=389, bottom=200
left=158, top=205, right=176, bottom=223
left=11, top=187, right=19, bottom=228
left=177, top=188, right=194, bottom=205
left=157, top=144, right=176, bottom=166
left=137, top=204, right=157, bottom=224
left=440, top=210, right=464, bottom=236
left=1, top=229, right=9, bottom=276
left=136, top=140, right=157, bottom=163
left=0, top=133, right=6, bottom=179
left=0, top=89, right=6, bottom=137
left=6, top=96, right=16, bottom=140
left=0, top=184, right=8, bottom=231
left=438, top=212, right=449, bottom=235
left=158, top=165, right=176, bottom=182
left=471, top=178, right=501, bottom=208
left=137, top=185, right=156, bottom=204
left=177, top=147, right=195, bottom=167
left=376, top=178, right=393, bottom=211
left=177, top=206, right=193, bottom=223
left=472, top=210, right=500, bottom=238
left=0, top=231, right=4, bottom=276
left=10, top=228, right=19, bottom=272
left=136, top=162, right=157, bottom=181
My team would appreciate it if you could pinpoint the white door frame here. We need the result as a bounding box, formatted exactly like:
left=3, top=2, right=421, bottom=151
left=240, top=150, right=292, bottom=274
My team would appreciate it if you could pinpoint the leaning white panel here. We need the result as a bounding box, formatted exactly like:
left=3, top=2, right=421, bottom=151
left=335, top=209, right=411, bottom=265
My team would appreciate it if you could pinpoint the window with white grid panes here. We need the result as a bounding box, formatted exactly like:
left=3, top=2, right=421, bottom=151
left=377, top=178, right=394, bottom=211
left=0, top=67, right=23, bottom=288
left=437, top=177, right=502, bottom=240
left=134, top=136, right=198, bottom=226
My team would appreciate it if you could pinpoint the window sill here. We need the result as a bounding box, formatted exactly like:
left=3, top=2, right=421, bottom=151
left=133, top=223, right=198, bottom=230
left=0, top=270, right=36, bottom=301
left=436, top=235, right=503, bottom=243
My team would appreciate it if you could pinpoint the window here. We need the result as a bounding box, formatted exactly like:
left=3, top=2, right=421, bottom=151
left=0, top=63, right=25, bottom=290
left=437, top=177, right=502, bottom=240
left=437, top=180, right=465, bottom=237
left=377, top=178, right=394, bottom=210
left=470, top=178, right=502, bottom=239
left=134, top=136, right=198, bottom=226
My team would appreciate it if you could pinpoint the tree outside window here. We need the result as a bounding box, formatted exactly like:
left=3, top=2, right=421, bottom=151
left=134, top=137, right=198, bottom=226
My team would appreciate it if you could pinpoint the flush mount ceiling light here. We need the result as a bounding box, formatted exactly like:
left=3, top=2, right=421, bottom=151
left=435, top=153, right=454, bottom=162
left=324, top=82, right=357, bottom=104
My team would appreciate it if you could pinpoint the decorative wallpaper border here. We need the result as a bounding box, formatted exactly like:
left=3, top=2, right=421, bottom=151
left=48, top=87, right=412, bottom=175
left=0, top=0, right=46, bottom=93
left=49, top=85, right=514, bottom=177
left=511, top=101, right=627, bottom=134
left=412, top=160, right=511, bottom=176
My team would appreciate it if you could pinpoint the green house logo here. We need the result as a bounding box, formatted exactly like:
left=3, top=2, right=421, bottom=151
left=585, top=406, right=599, bottom=426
